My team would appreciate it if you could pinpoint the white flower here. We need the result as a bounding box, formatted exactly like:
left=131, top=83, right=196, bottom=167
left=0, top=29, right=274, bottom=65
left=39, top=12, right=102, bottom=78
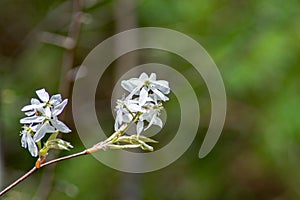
left=20, top=125, right=38, bottom=157
left=114, top=102, right=131, bottom=131
left=114, top=99, right=145, bottom=131
left=136, top=103, right=163, bottom=136
left=113, top=72, right=169, bottom=143
left=114, top=100, right=164, bottom=135
left=21, top=89, right=63, bottom=117
left=19, top=88, right=72, bottom=156
left=20, top=89, right=71, bottom=134
left=20, top=111, right=71, bottom=135
left=121, top=73, right=170, bottom=102
left=141, top=108, right=163, bottom=130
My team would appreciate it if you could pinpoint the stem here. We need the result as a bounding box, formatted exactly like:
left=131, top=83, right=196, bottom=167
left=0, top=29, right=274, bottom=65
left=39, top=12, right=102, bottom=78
left=0, top=147, right=100, bottom=197
left=40, top=150, right=88, bottom=168
left=0, top=167, right=37, bottom=197
left=104, top=112, right=140, bottom=144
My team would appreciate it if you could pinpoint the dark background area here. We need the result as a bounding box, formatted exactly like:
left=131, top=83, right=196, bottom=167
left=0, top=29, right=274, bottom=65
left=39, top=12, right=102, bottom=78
left=1, top=0, right=300, bottom=199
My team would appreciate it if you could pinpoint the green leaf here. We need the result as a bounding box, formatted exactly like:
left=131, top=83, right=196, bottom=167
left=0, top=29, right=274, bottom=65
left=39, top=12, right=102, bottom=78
left=136, top=140, right=154, bottom=151
left=116, top=135, right=158, bottom=144
left=133, top=135, right=158, bottom=143
left=45, top=138, right=73, bottom=151
left=39, top=146, right=49, bottom=157
left=47, top=131, right=59, bottom=141
left=107, top=144, right=141, bottom=149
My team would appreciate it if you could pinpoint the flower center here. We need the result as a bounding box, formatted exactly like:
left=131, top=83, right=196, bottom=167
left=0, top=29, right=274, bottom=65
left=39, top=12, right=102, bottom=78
left=144, top=80, right=151, bottom=87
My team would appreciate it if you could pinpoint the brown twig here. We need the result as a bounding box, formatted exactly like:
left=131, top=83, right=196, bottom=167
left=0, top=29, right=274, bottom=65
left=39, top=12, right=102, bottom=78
left=0, top=148, right=93, bottom=197
left=0, top=136, right=111, bottom=197
left=0, top=167, right=37, bottom=197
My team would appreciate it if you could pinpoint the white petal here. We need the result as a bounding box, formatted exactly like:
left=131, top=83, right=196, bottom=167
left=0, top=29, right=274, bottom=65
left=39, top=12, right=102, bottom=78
left=26, top=133, right=38, bottom=157
left=139, top=73, right=148, bottom=81
left=114, top=119, right=119, bottom=131
left=139, top=88, right=148, bottom=106
left=149, top=94, right=158, bottom=104
left=21, top=104, right=34, bottom=112
left=114, top=110, right=122, bottom=131
left=121, top=81, right=136, bottom=92
left=129, top=79, right=144, bottom=88
left=51, top=119, right=71, bottom=133
left=126, top=86, right=142, bottom=100
left=146, top=96, right=154, bottom=102
left=36, top=88, right=50, bottom=102
left=52, top=99, right=68, bottom=116
left=30, top=124, right=39, bottom=132
left=144, top=115, right=157, bottom=130
left=31, top=98, right=41, bottom=105
left=152, top=88, right=169, bottom=101
left=140, top=111, right=151, bottom=121
left=49, top=94, right=62, bottom=105
left=20, top=116, right=45, bottom=124
left=153, top=116, right=163, bottom=128
left=155, top=80, right=170, bottom=94
left=21, top=131, right=27, bottom=148
left=122, top=113, right=132, bottom=123
left=127, top=104, right=142, bottom=112
left=33, top=121, right=55, bottom=142
left=24, top=110, right=36, bottom=116
left=149, top=73, right=157, bottom=81
left=115, top=110, right=121, bottom=124
left=136, top=120, right=144, bottom=136
left=21, top=103, right=44, bottom=112
left=44, top=107, right=52, bottom=118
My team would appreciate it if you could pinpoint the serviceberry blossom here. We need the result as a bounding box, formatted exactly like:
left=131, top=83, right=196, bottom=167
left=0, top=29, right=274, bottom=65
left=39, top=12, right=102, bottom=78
left=121, top=73, right=170, bottom=102
left=114, top=73, right=170, bottom=137
left=20, top=124, right=39, bottom=157
left=21, top=89, right=65, bottom=118
left=138, top=102, right=164, bottom=133
left=19, top=88, right=72, bottom=157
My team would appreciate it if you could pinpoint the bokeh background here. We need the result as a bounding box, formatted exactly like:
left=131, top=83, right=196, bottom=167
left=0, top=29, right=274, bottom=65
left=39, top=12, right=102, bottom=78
left=1, top=0, right=300, bottom=199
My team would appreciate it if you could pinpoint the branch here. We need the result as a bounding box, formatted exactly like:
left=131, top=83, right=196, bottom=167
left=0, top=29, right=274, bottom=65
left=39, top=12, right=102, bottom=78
left=0, top=167, right=37, bottom=197
left=40, top=150, right=88, bottom=168
left=0, top=136, right=114, bottom=197
left=0, top=149, right=90, bottom=197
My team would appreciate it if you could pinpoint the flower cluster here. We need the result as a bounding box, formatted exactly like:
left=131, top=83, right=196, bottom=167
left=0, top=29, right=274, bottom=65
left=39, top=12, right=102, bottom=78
left=20, top=89, right=72, bottom=157
left=114, top=73, right=170, bottom=137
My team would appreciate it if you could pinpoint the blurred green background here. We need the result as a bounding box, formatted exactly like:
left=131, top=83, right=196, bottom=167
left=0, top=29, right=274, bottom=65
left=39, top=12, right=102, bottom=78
left=1, top=0, right=300, bottom=199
